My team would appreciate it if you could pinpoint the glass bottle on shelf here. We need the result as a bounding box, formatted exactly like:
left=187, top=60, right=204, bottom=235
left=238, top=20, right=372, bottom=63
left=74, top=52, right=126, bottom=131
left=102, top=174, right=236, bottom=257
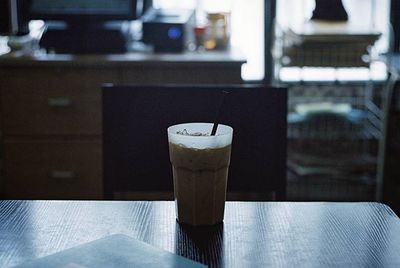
left=203, top=12, right=230, bottom=50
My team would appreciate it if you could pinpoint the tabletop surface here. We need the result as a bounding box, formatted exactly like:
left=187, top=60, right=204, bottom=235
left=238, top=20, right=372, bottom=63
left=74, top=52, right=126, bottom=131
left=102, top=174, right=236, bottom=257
left=1, top=201, right=400, bottom=268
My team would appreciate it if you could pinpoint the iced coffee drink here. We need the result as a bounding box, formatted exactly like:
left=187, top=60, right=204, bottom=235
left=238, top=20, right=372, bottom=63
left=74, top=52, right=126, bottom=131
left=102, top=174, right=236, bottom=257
left=168, top=123, right=233, bottom=226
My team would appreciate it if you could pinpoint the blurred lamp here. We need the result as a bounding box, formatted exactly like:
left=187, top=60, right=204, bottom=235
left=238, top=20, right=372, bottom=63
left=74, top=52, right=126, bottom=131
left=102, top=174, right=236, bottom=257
left=312, top=0, right=349, bottom=21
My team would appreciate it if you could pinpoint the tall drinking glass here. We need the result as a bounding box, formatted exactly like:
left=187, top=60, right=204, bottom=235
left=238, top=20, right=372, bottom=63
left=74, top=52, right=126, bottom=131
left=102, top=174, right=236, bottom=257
left=168, top=123, right=233, bottom=226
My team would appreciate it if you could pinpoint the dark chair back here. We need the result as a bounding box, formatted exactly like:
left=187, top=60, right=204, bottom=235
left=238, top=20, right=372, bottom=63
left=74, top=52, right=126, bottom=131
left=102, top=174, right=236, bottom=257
left=103, top=85, right=287, bottom=200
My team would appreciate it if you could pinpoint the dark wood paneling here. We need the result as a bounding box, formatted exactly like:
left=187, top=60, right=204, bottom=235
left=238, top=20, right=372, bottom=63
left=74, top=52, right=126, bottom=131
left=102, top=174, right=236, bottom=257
left=0, top=68, right=118, bottom=136
left=122, top=66, right=242, bottom=85
left=4, top=140, right=102, bottom=199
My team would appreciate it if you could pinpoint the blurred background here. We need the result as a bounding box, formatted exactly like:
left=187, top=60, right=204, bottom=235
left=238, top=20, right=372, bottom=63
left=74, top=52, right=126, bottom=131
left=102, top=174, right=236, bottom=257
left=0, top=0, right=399, bottom=215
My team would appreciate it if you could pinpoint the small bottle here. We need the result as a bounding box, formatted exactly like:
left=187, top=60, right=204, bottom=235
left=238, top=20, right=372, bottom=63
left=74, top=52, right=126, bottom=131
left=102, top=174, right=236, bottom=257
left=193, top=26, right=206, bottom=51
left=204, top=12, right=230, bottom=50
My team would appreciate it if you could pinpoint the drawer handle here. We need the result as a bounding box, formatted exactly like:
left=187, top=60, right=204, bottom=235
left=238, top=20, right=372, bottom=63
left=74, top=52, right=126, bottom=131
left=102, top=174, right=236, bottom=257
left=47, top=97, right=72, bottom=108
left=49, top=170, right=77, bottom=180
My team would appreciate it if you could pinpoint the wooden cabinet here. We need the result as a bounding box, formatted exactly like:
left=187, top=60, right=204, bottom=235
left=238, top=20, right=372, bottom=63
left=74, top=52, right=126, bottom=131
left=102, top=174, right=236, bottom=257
left=121, top=65, right=242, bottom=85
left=0, top=51, right=245, bottom=199
left=4, top=140, right=102, bottom=199
left=0, top=66, right=115, bottom=199
left=1, top=68, right=117, bottom=136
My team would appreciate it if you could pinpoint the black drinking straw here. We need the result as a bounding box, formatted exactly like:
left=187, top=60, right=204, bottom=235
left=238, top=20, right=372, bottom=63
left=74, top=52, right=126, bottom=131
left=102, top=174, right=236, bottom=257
left=211, top=90, right=230, bottom=136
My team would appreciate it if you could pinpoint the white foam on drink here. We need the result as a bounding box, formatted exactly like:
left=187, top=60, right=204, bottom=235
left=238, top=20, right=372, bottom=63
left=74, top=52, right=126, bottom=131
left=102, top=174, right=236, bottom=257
left=176, top=129, right=210, bottom=136
left=168, top=123, right=233, bottom=149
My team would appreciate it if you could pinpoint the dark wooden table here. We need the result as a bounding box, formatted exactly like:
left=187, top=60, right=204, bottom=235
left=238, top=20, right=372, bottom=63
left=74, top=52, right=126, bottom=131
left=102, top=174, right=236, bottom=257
left=1, top=201, right=400, bottom=267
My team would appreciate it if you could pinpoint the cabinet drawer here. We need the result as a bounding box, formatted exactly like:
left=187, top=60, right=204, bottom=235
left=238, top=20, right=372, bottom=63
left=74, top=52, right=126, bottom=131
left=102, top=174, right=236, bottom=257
left=0, top=68, right=118, bottom=136
left=4, top=140, right=102, bottom=199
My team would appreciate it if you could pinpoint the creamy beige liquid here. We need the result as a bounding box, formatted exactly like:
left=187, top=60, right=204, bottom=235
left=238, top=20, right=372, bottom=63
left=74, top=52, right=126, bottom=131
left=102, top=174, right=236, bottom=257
left=169, top=143, right=231, bottom=226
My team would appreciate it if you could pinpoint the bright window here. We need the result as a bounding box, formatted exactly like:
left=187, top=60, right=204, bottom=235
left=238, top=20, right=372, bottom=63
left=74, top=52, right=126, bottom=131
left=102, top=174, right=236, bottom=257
left=153, top=0, right=265, bottom=81
left=275, top=0, right=391, bottom=82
